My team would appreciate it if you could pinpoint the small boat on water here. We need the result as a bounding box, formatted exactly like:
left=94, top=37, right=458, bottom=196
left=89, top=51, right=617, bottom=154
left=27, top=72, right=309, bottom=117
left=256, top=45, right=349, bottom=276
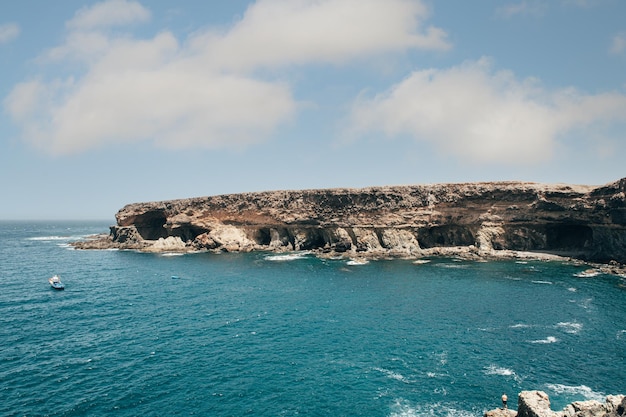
left=49, top=275, right=65, bottom=290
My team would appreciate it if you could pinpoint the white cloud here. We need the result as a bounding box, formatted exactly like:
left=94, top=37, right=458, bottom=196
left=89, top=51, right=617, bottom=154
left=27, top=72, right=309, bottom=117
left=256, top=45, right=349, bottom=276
left=66, top=0, right=150, bottom=30
left=495, top=2, right=547, bottom=18
left=191, top=0, right=450, bottom=71
left=609, top=32, right=626, bottom=55
left=5, top=32, right=295, bottom=154
left=5, top=0, right=447, bottom=155
left=348, top=58, right=626, bottom=165
left=0, top=22, right=20, bottom=44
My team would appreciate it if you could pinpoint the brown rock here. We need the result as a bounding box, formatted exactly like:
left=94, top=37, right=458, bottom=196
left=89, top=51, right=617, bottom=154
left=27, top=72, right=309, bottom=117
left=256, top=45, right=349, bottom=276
left=74, top=178, right=626, bottom=267
left=485, top=409, right=518, bottom=417
left=518, top=391, right=556, bottom=417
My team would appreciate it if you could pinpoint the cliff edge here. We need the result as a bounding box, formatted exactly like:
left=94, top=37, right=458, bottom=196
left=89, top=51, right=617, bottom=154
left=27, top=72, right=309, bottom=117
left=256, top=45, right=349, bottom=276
left=75, top=178, right=626, bottom=265
left=485, top=390, right=625, bottom=417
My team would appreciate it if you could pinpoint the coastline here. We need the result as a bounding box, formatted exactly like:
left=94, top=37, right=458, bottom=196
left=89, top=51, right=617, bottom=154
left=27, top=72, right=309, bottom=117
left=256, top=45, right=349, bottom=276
left=72, top=177, right=626, bottom=276
left=484, top=391, right=625, bottom=417
left=72, top=233, right=626, bottom=278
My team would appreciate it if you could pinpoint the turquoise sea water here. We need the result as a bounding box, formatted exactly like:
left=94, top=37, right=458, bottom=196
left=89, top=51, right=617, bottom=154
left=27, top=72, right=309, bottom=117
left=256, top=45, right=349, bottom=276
left=1, top=221, right=625, bottom=416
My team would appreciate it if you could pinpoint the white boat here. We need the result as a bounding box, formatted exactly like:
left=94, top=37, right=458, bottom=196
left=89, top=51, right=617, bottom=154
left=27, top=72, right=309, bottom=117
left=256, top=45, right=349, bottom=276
left=48, top=275, right=65, bottom=290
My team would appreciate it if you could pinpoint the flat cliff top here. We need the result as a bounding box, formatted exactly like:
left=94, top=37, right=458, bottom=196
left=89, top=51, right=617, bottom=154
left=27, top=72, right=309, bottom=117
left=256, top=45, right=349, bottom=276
left=115, top=179, right=624, bottom=228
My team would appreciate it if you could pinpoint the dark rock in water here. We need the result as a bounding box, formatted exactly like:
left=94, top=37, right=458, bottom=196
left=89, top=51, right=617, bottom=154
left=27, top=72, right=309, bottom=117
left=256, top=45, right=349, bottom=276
left=485, top=391, right=626, bottom=417
left=73, top=178, right=626, bottom=267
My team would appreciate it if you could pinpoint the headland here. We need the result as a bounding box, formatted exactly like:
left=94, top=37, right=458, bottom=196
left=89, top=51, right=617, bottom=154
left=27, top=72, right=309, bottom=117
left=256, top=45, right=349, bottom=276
left=74, top=178, right=626, bottom=270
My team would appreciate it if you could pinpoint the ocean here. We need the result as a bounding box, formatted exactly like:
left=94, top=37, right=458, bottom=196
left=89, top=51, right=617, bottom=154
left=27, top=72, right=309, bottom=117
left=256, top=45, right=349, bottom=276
left=1, top=221, right=624, bottom=417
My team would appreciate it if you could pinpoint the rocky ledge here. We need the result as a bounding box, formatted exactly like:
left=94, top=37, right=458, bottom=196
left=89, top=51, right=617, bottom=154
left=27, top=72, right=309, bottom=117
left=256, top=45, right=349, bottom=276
left=74, top=178, right=626, bottom=267
left=485, top=390, right=625, bottom=417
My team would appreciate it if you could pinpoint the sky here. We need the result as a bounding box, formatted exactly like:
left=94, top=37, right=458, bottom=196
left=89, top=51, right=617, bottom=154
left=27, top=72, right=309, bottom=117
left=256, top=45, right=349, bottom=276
left=1, top=0, right=625, bottom=220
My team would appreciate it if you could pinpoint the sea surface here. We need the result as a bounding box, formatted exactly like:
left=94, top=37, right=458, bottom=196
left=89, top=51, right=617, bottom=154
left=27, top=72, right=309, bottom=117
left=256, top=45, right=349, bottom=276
left=1, top=221, right=625, bottom=417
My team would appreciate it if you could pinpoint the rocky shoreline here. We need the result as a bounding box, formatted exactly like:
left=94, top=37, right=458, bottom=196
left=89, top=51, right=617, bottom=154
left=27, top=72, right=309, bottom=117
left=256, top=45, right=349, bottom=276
left=73, top=178, right=626, bottom=272
left=485, top=391, right=625, bottom=417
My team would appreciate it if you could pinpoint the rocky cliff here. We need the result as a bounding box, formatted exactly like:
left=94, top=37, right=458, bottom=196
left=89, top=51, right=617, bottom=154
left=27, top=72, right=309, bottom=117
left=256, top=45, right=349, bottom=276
left=75, top=178, right=626, bottom=264
left=485, top=390, right=625, bottom=417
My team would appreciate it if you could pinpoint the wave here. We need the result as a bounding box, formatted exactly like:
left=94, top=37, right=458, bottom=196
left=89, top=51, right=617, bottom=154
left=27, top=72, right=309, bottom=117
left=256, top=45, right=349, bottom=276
left=263, top=252, right=310, bottom=261
left=413, top=259, right=431, bottom=265
left=346, top=259, right=369, bottom=266
left=484, top=365, right=516, bottom=376
left=556, top=322, right=582, bottom=334
left=374, top=367, right=410, bottom=384
left=545, top=384, right=605, bottom=402
left=510, top=323, right=532, bottom=329
left=574, top=269, right=601, bottom=278
left=484, top=365, right=522, bottom=383
left=388, top=399, right=478, bottom=417
left=529, top=336, right=558, bottom=344
left=27, top=235, right=74, bottom=241
left=435, top=263, right=468, bottom=269
left=504, top=276, right=522, bottom=281
left=531, top=280, right=553, bottom=285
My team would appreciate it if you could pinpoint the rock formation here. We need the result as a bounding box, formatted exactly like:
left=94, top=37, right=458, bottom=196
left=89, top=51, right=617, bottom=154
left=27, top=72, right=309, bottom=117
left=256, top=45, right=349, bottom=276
left=485, top=390, right=625, bottom=417
left=74, top=178, right=626, bottom=265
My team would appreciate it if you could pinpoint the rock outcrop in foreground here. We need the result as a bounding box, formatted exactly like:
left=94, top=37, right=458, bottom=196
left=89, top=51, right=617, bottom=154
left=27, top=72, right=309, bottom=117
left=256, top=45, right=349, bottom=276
left=75, top=178, right=626, bottom=265
left=485, top=391, right=625, bottom=417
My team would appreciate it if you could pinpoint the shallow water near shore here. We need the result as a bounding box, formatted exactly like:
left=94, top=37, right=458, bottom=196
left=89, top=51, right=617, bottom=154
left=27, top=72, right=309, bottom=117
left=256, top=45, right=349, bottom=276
left=1, top=221, right=625, bottom=416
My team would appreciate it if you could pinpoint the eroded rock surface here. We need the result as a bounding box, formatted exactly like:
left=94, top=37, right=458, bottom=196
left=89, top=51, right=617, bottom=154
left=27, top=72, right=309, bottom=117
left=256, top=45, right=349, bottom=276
left=74, top=178, right=626, bottom=265
left=486, top=391, right=625, bottom=417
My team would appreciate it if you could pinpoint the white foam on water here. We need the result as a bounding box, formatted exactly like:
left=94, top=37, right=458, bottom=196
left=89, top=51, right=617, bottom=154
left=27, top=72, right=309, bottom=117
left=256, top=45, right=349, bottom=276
left=510, top=323, right=532, bottom=328
left=529, top=336, right=558, bottom=344
left=159, top=252, right=185, bottom=257
left=574, top=269, right=601, bottom=278
left=556, top=321, right=583, bottom=334
left=504, top=276, right=522, bottom=281
left=484, top=364, right=515, bottom=376
left=567, top=287, right=577, bottom=292
left=545, top=384, right=605, bottom=402
left=28, top=233, right=93, bottom=242
left=617, top=330, right=626, bottom=339
left=346, top=259, right=369, bottom=265
left=436, top=263, right=468, bottom=269
left=515, top=261, right=528, bottom=264
left=264, top=252, right=310, bottom=261
left=27, top=236, right=72, bottom=241
left=374, top=367, right=410, bottom=384
left=531, top=280, right=553, bottom=285
left=388, top=399, right=478, bottom=417
left=413, top=259, right=431, bottom=265
left=484, top=365, right=522, bottom=383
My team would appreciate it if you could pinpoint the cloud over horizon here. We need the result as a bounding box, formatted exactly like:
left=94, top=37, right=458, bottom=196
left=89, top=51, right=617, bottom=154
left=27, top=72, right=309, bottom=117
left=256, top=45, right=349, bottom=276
left=348, top=58, right=626, bottom=165
left=4, top=0, right=448, bottom=155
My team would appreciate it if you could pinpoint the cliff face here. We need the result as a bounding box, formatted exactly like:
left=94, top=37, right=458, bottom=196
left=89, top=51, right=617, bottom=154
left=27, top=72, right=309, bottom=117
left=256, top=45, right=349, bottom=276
left=80, top=178, right=626, bottom=263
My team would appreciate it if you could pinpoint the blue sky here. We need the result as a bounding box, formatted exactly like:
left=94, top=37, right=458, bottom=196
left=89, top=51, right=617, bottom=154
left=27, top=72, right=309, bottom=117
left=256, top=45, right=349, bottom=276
left=1, top=0, right=625, bottom=220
